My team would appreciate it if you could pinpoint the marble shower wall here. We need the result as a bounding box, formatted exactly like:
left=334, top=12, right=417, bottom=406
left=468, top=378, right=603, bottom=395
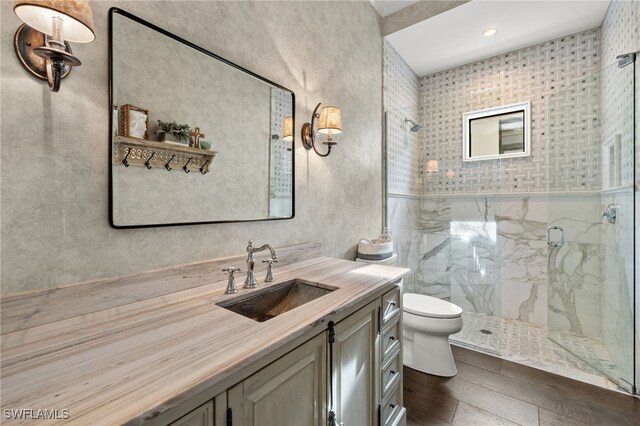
left=390, top=193, right=602, bottom=334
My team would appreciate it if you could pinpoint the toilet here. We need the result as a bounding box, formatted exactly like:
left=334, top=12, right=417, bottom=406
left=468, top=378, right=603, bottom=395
left=402, top=293, right=463, bottom=377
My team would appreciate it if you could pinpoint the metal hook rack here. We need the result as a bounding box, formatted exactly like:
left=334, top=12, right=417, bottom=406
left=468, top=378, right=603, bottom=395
left=165, top=154, right=176, bottom=171
left=144, top=152, right=156, bottom=169
left=200, top=159, right=210, bottom=175
left=183, top=157, right=193, bottom=173
left=115, top=136, right=215, bottom=174
left=122, top=148, right=131, bottom=167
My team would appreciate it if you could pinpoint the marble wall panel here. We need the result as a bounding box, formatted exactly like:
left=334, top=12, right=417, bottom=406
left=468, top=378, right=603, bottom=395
left=493, top=192, right=548, bottom=326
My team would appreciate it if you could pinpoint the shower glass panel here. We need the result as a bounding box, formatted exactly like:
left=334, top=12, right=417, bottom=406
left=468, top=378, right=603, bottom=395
left=386, top=93, right=503, bottom=355
left=547, top=60, right=635, bottom=392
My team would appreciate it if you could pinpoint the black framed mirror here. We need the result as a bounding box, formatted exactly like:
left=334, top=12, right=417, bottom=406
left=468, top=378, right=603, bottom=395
left=109, top=8, right=295, bottom=228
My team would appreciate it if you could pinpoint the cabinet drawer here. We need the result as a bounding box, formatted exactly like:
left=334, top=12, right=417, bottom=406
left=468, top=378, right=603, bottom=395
left=381, top=351, right=401, bottom=399
left=381, top=319, right=401, bottom=363
left=381, top=382, right=403, bottom=426
left=381, top=286, right=401, bottom=328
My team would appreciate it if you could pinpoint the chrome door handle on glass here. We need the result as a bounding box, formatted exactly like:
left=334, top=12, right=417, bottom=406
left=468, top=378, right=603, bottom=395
left=601, top=204, right=617, bottom=224
left=546, top=226, right=564, bottom=248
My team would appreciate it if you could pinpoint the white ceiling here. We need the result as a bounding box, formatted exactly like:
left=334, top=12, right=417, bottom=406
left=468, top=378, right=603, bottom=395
left=369, top=0, right=419, bottom=18
left=386, top=0, right=611, bottom=77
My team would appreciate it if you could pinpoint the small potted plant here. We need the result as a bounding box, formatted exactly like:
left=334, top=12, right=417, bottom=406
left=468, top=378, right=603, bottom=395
left=156, top=120, right=192, bottom=145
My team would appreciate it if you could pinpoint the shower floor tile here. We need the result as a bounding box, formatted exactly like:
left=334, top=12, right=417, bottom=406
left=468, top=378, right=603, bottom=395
left=451, top=312, right=625, bottom=392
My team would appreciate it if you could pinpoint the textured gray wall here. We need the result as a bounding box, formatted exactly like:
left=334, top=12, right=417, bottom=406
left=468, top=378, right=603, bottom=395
left=1, top=1, right=383, bottom=292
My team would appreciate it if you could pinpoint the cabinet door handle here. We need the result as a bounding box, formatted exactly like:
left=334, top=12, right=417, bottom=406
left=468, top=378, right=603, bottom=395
left=389, top=336, right=395, bottom=341
left=390, top=370, right=396, bottom=375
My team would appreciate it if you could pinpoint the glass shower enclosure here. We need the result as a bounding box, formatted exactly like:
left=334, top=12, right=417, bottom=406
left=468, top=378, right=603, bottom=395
left=547, top=57, right=636, bottom=393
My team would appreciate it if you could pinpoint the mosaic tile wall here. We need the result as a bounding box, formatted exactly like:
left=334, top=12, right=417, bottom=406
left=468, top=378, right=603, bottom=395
left=547, top=73, right=601, bottom=191
left=418, top=28, right=601, bottom=194
left=270, top=88, right=293, bottom=198
left=383, top=40, right=421, bottom=195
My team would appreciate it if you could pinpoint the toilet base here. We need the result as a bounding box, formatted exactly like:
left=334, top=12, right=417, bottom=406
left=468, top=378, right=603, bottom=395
left=403, top=329, right=458, bottom=377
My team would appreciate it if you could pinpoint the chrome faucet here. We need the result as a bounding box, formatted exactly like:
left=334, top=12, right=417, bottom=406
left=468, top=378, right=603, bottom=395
left=244, top=240, right=278, bottom=289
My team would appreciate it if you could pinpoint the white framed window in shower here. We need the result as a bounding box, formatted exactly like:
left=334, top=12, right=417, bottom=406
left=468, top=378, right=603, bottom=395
left=462, top=102, right=531, bottom=162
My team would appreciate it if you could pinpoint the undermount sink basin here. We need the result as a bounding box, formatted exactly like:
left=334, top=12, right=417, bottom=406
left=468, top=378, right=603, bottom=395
left=217, top=279, right=336, bottom=322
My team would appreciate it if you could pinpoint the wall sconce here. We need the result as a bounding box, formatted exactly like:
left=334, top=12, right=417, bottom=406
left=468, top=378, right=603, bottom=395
left=426, top=159, right=439, bottom=176
left=282, top=116, right=293, bottom=142
left=301, top=103, right=342, bottom=157
left=13, top=0, right=95, bottom=92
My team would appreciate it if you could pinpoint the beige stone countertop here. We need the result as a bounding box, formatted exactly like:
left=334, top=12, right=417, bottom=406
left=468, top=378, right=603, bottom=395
left=1, top=257, right=408, bottom=425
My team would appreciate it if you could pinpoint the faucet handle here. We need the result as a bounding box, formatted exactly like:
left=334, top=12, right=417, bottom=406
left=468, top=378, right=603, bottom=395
left=222, top=267, right=241, bottom=294
left=262, top=259, right=277, bottom=282
left=223, top=266, right=240, bottom=276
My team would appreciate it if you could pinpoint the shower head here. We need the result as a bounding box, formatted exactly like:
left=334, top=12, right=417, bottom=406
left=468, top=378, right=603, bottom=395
left=404, top=118, right=422, bottom=133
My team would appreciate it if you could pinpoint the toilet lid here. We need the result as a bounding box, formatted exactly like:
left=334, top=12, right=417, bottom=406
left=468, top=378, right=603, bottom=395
left=403, top=293, right=463, bottom=319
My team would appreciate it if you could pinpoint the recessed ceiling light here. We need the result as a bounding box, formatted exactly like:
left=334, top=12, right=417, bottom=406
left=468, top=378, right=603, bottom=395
left=483, top=28, right=497, bottom=37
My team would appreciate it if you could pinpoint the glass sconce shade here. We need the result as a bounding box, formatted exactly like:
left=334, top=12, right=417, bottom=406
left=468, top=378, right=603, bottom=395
left=317, top=106, right=342, bottom=135
left=426, top=160, right=439, bottom=172
left=14, top=0, right=95, bottom=43
left=282, top=116, right=293, bottom=141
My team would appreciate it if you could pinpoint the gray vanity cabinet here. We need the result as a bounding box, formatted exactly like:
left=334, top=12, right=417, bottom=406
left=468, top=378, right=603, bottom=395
left=171, top=282, right=404, bottom=426
left=168, top=400, right=214, bottom=426
left=227, top=332, right=327, bottom=426
left=379, top=285, right=406, bottom=426
left=332, top=299, right=380, bottom=425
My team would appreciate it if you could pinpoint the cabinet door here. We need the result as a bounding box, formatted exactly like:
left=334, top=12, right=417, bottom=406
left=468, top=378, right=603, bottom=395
left=332, top=300, right=380, bottom=426
left=169, top=400, right=214, bottom=426
left=228, top=333, right=326, bottom=426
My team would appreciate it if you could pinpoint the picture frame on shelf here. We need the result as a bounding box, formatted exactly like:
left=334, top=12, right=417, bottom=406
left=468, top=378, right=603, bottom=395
left=120, top=104, right=149, bottom=139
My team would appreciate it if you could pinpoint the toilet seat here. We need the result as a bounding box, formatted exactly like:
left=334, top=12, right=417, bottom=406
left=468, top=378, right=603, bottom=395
left=403, top=293, right=462, bottom=319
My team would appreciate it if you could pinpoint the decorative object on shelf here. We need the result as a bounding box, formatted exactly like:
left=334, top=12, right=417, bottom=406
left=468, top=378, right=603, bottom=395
left=282, top=116, right=293, bottom=142
left=200, top=140, right=211, bottom=150
left=13, top=0, right=95, bottom=92
left=301, top=103, right=342, bottom=157
left=114, top=136, right=215, bottom=174
left=156, top=120, right=192, bottom=144
left=190, top=127, right=205, bottom=149
left=120, top=104, right=149, bottom=139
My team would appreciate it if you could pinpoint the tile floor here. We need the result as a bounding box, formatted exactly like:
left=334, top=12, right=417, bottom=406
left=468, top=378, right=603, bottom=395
left=451, top=312, right=626, bottom=392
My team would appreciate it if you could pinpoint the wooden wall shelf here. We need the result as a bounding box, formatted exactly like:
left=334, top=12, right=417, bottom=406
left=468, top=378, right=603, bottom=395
left=114, top=136, right=217, bottom=174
